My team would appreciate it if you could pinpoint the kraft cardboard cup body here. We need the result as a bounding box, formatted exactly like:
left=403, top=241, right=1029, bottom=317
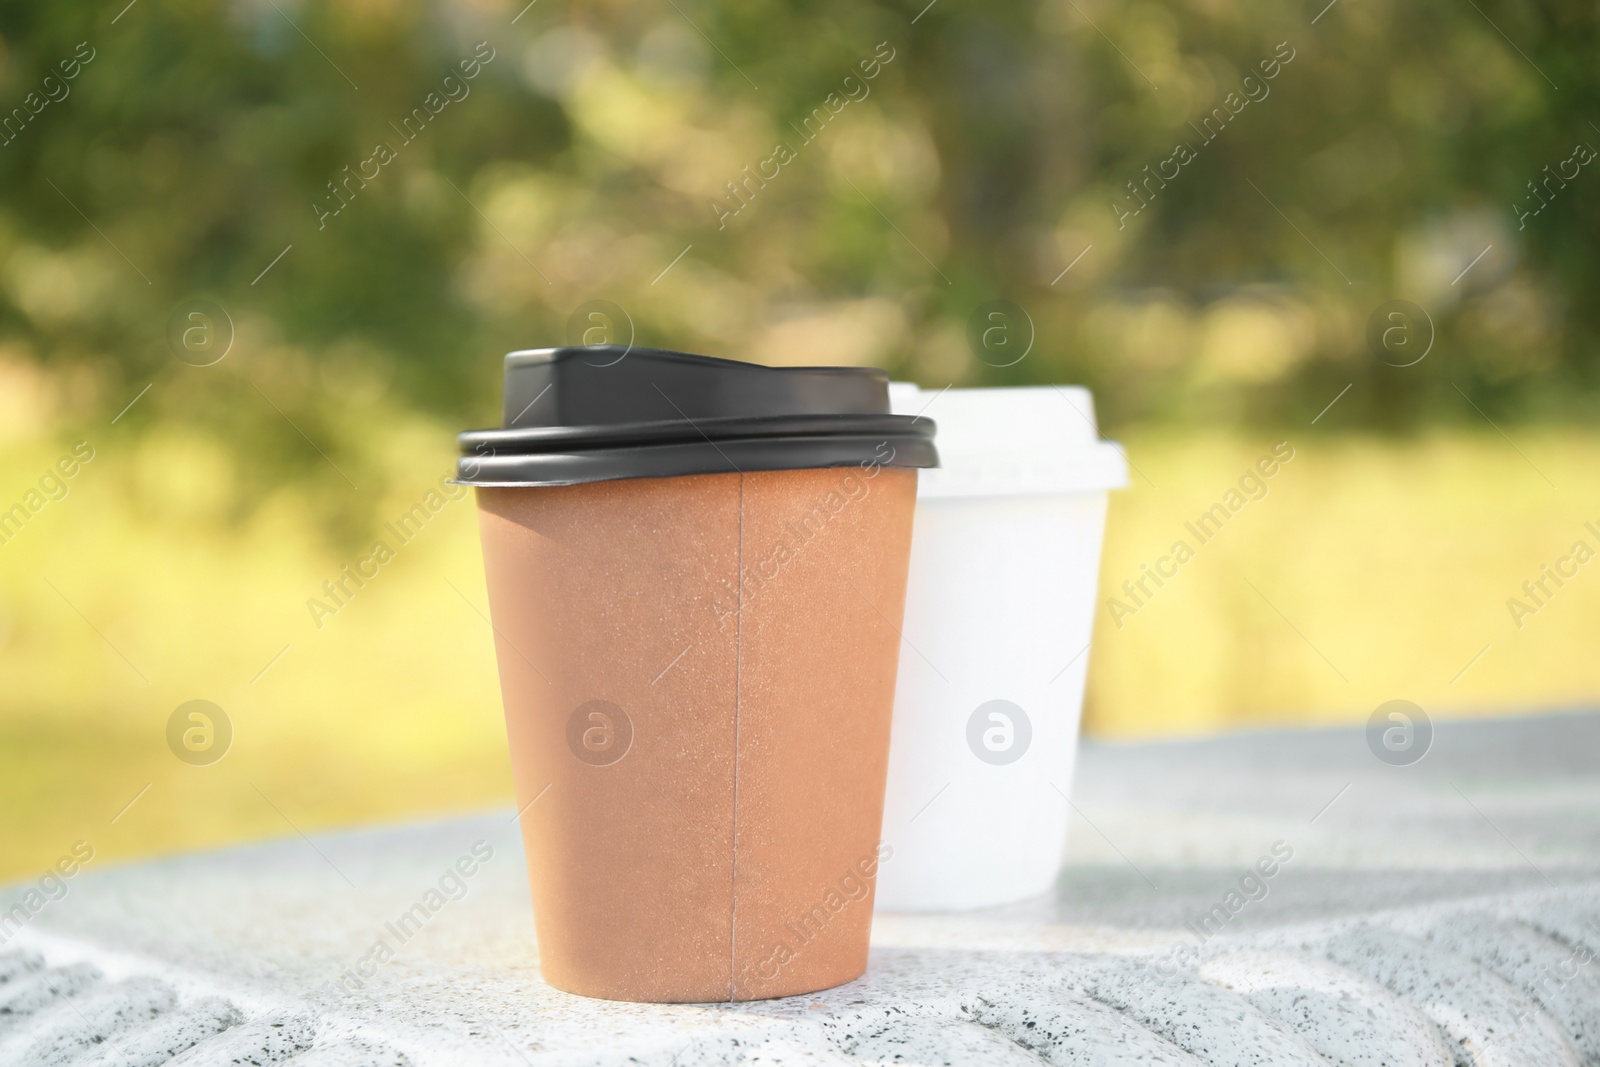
left=457, top=347, right=935, bottom=1002
left=875, top=385, right=1126, bottom=912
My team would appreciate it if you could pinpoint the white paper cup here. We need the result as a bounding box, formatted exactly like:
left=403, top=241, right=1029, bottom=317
left=876, top=384, right=1127, bottom=911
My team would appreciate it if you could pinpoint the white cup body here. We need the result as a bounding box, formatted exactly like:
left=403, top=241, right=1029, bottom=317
left=876, top=385, right=1122, bottom=912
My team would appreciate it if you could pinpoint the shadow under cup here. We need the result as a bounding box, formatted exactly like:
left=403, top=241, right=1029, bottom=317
left=458, top=346, right=937, bottom=1003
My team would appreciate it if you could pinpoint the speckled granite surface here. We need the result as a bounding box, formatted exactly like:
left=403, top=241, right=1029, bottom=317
left=4, top=710, right=1599, bottom=1065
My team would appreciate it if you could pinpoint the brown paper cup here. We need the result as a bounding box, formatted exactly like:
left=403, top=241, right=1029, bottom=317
left=476, top=464, right=916, bottom=1003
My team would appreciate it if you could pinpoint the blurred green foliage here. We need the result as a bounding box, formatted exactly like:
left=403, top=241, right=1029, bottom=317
left=4, top=0, right=1598, bottom=871
left=1, top=0, right=1596, bottom=503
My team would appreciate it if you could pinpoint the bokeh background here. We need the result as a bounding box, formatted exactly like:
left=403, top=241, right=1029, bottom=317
left=3, top=0, right=1598, bottom=879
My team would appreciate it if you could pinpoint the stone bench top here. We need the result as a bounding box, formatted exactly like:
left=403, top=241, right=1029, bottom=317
left=4, top=710, right=1599, bottom=1065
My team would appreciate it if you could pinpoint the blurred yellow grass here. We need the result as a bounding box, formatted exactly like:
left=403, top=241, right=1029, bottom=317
left=3, top=426, right=1599, bottom=880
left=1085, top=429, right=1600, bottom=736
left=1, top=422, right=512, bottom=883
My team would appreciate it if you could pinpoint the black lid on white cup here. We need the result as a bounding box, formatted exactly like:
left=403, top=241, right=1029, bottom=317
left=456, top=346, right=939, bottom=486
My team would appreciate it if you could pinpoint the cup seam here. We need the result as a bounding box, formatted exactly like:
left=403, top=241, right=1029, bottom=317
left=728, top=472, right=744, bottom=1002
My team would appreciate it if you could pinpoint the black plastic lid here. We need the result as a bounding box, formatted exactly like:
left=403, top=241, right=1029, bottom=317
left=455, top=346, right=939, bottom=487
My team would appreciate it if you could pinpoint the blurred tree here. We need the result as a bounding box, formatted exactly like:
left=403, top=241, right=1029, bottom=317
left=0, top=0, right=1595, bottom=490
